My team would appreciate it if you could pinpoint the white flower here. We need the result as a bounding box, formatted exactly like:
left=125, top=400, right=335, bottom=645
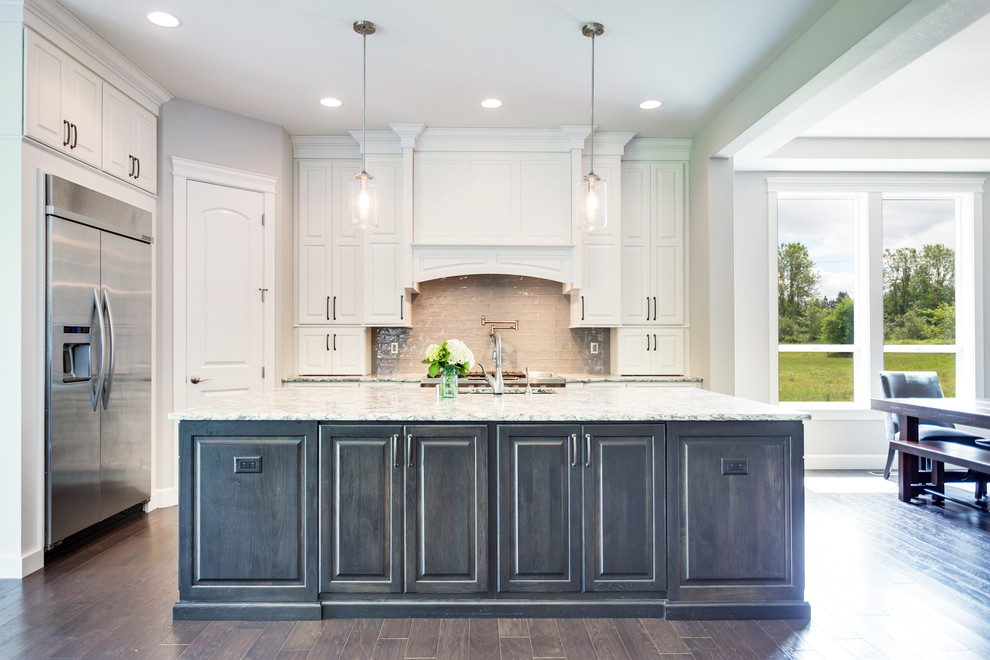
left=424, top=344, right=442, bottom=362
left=445, top=339, right=474, bottom=369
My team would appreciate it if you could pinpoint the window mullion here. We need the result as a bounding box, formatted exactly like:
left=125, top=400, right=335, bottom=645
left=863, top=192, right=884, bottom=405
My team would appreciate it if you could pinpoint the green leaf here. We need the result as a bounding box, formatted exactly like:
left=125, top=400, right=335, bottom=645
left=428, top=363, right=440, bottom=378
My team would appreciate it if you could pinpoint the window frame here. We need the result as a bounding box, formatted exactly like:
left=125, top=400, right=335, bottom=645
left=767, top=176, right=984, bottom=408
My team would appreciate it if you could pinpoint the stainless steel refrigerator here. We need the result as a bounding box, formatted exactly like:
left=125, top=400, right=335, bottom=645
left=45, top=175, right=153, bottom=550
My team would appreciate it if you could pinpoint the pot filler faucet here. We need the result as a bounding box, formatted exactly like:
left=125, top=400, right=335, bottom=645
left=477, top=316, right=517, bottom=396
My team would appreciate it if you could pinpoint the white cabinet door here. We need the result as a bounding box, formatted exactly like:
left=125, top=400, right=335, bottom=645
left=331, top=243, right=362, bottom=324
left=365, top=243, right=409, bottom=326
left=64, top=57, right=102, bottom=167
left=25, top=30, right=102, bottom=166
left=129, top=102, right=157, bottom=193
left=297, top=161, right=333, bottom=324
left=294, top=327, right=368, bottom=375
left=571, top=243, right=620, bottom=327
left=25, top=30, right=67, bottom=150
left=102, top=85, right=130, bottom=180
left=615, top=328, right=686, bottom=375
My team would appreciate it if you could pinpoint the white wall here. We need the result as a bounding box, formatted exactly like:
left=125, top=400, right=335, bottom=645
left=155, top=99, right=294, bottom=507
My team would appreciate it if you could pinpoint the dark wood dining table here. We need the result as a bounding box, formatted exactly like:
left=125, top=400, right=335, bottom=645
left=870, top=397, right=990, bottom=502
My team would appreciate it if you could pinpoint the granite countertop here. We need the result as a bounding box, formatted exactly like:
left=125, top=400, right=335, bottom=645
left=281, top=374, right=704, bottom=384
left=170, top=385, right=808, bottom=423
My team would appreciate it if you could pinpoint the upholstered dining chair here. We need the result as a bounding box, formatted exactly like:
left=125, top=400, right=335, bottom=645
left=878, top=370, right=987, bottom=499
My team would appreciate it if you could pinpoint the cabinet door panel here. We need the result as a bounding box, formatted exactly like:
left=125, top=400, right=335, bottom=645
left=575, top=243, right=620, bottom=326
left=519, top=158, right=569, bottom=243
left=329, top=327, right=368, bottom=375
left=65, top=58, right=102, bottom=167
left=497, top=425, right=581, bottom=592
left=130, top=103, right=157, bottom=192
left=654, top=164, right=683, bottom=243
left=584, top=425, right=665, bottom=592
left=25, top=31, right=66, bottom=150
left=331, top=244, right=361, bottom=323
left=615, top=328, right=653, bottom=375
left=405, top=425, right=488, bottom=593
left=296, top=162, right=332, bottom=323
left=179, top=421, right=318, bottom=603
left=414, top=158, right=466, bottom=243
left=365, top=243, right=405, bottom=325
left=469, top=160, right=515, bottom=241
left=655, top=245, right=684, bottom=325
left=320, top=425, right=402, bottom=593
left=620, top=245, right=650, bottom=324
left=101, top=85, right=130, bottom=180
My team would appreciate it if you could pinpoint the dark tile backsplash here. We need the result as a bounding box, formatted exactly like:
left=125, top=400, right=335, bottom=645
left=372, top=275, right=610, bottom=377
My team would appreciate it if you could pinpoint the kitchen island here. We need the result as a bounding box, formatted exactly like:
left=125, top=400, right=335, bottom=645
left=170, top=386, right=809, bottom=621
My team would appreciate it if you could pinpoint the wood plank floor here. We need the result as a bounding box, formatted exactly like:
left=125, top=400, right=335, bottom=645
left=2, top=471, right=989, bottom=659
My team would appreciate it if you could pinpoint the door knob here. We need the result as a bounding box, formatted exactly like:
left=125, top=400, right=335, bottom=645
left=190, top=375, right=211, bottom=384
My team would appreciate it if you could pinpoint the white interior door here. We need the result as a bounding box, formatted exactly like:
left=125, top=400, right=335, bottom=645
left=185, top=180, right=265, bottom=406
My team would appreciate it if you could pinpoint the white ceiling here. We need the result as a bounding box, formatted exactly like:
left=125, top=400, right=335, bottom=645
left=53, top=0, right=834, bottom=138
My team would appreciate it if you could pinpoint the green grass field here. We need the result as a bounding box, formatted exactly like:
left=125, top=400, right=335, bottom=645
left=778, top=352, right=955, bottom=402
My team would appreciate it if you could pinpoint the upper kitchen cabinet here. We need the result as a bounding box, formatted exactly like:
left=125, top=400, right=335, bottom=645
left=102, top=84, right=157, bottom=193
left=296, top=157, right=407, bottom=329
left=25, top=29, right=102, bottom=168
left=296, top=160, right=360, bottom=325
left=621, top=162, right=685, bottom=326
left=570, top=158, right=622, bottom=328
left=414, top=152, right=571, bottom=245
left=23, top=27, right=161, bottom=193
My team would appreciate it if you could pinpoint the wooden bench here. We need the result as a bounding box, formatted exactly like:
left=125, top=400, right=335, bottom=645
left=890, top=437, right=990, bottom=505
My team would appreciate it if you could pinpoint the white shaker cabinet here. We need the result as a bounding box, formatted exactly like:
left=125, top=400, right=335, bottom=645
left=614, top=328, right=686, bottom=376
left=362, top=156, right=410, bottom=326
left=25, top=29, right=102, bottom=168
left=295, top=327, right=370, bottom=376
left=296, top=160, right=361, bottom=325
left=570, top=159, right=622, bottom=327
left=621, top=162, right=685, bottom=325
left=102, top=84, right=157, bottom=193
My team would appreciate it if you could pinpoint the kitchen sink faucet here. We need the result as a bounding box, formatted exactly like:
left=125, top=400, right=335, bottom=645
left=478, top=333, right=505, bottom=394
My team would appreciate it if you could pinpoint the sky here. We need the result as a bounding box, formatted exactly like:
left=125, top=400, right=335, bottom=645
left=777, top=197, right=955, bottom=300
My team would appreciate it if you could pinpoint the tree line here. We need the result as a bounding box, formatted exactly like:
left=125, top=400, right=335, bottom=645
left=778, top=242, right=955, bottom=345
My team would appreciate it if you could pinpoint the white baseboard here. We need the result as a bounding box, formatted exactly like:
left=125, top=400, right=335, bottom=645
left=0, top=548, right=44, bottom=579
left=805, top=454, right=887, bottom=471
left=149, top=487, right=178, bottom=511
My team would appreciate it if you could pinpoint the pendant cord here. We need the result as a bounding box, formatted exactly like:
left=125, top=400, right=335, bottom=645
left=589, top=30, right=595, bottom=175
left=362, top=27, right=367, bottom=173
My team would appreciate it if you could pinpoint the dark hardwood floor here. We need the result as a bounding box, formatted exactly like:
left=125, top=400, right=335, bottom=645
left=2, top=471, right=989, bottom=659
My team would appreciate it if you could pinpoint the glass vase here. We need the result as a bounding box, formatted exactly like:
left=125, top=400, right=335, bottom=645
left=439, top=365, right=458, bottom=399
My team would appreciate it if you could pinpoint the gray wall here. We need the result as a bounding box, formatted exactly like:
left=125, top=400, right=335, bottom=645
left=155, top=98, right=294, bottom=504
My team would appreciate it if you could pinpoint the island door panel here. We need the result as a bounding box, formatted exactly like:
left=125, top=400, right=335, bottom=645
left=584, top=424, right=666, bottom=593
left=404, top=425, right=488, bottom=594
left=497, top=425, right=581, bottom=592
left=320, top=425, right=402, bottom=593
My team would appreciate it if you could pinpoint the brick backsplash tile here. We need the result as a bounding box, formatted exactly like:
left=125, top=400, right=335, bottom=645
left=372, top=275, right=610, bottom=377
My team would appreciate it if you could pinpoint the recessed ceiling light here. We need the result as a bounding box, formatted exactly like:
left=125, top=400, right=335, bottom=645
left=639, top=100, right=663, bottom=110
left=147, top=11, right=181, bottom=28
left=481, top=98, right=502, bottom=109
left=320, top=97, right=342, bottom=108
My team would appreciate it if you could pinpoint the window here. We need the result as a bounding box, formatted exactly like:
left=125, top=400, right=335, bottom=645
left=769, top=177, right=981, bottom=406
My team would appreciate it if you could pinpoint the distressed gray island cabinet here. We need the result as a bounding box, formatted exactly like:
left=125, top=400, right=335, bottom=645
left=171, top=387, right=810, bottom=621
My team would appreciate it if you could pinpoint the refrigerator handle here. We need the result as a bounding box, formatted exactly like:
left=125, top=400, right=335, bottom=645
left=90, top=288, right=106, bottom=412
left=101, top=288, right=116, bottom=410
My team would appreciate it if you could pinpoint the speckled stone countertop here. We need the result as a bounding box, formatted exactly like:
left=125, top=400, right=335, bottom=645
left=170, top=385, right=807, bottom=422
left=281, top=375, right=704, bottom=384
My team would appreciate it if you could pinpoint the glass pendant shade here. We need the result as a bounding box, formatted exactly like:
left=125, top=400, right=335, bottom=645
left=350, top=170, right=378, bottom=229
left=576, top=172, right=607, bottom=232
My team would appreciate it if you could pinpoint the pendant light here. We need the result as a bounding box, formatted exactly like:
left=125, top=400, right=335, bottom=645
left=576, top=22, right=607, bottom=232
left=351, top=20, right=378, bottom=230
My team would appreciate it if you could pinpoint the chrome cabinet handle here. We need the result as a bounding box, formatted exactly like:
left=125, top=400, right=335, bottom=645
left=392, top=434, right=400, bottom=468
left=570, top=434, right=578, bottom=468
left=400, top=295, right=404, bottom=320
left=585, top=433, right=592, bottom=468
left=101, top=288, right=116, bottom=410
left=406, top=434, right=414, bottom=468
left=581, top=295, right=585, bottom=321
left=190, top=375, right=211, bottom=384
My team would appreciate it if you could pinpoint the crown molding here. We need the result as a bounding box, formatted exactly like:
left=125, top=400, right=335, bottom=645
left=23, top=0, right=171, bottom=110
left=623, top=137, right=692, bottom=161
left=171, top=157, right=278, bottom=193
left=389, top=123, right=426, bottom=149
left=346, top=129, right=402, bottom=155
left=766, top=174, right=986, bottom=193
